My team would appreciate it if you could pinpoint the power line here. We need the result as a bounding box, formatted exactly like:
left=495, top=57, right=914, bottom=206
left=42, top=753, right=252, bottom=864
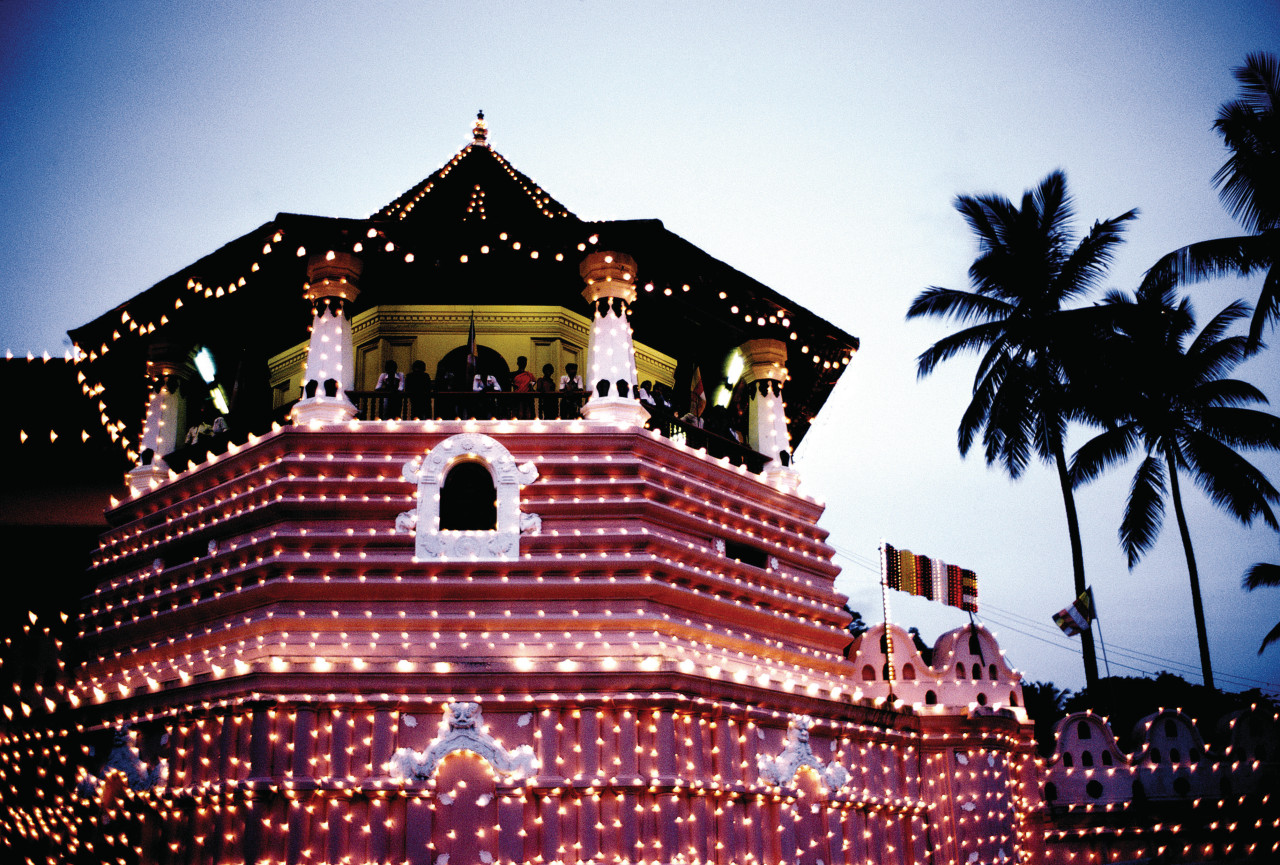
left=978, top=609, right=1277, bottom=692
left=824, top=545, right=1279, bottom=693
left=978, top=601, right=1279, bottom=691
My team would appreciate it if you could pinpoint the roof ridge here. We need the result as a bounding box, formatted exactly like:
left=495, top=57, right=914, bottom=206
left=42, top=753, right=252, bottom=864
left=373, top=137, right=575, bottom=224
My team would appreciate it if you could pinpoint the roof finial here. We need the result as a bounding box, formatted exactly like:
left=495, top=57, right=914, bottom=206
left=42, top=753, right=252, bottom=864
left=472, top=110, right=489, bottom=147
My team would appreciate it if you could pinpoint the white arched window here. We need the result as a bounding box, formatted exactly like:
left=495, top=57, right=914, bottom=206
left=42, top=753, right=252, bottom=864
left=400, top=433, right=539, bottom=561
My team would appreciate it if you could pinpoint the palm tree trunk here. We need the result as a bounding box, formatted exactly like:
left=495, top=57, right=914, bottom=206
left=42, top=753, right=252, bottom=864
left=1054, top=445, right=1101, bottom=692
left=1165, top=445, right=1215, bottom=690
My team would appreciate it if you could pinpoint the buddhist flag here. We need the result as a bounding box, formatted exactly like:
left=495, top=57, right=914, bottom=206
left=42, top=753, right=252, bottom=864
left=1053, top=589, right=1095, bottom=637
left=880, top=542, right=978, bottom=612
left=690, top=366, right=706, bottom=418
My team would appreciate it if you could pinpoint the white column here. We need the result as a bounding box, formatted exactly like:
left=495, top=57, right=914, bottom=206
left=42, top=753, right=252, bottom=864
left=139, top=372, right=182, bottom=462
left=128, top=361, right=188, bottom=495
left=293, top=252, right=362, bottom=424
left=578, top=251, right=649, bottom=426
left=740, top=338, right=799, bottom=490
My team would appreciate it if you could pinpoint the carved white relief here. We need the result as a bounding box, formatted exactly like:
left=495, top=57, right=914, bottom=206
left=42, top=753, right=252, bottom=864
left=756, top=714, right=849, bottom=794
left=386, top=702, right=538, bottom=783
left=395, top=510, right=417, bottom=533
left=399, top=434, right=539, bottom=562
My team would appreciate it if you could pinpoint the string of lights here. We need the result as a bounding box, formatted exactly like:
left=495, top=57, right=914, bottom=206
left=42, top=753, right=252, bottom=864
left=3, top=117, right=1275, bottom=865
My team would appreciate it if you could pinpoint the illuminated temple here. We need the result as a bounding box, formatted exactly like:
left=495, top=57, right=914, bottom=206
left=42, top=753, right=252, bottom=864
left=1, top=116, right=1276, bottom=865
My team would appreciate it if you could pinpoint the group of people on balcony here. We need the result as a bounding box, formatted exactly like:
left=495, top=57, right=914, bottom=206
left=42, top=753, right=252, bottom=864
left=362, top=356, right=753, bottom=451
left=369, top=357, right=589, bottom=421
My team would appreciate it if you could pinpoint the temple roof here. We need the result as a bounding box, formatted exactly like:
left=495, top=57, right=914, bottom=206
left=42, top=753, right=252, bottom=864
left=376, top=114, right=576, bottom=227
left=69, top=117, right=859, bottom=456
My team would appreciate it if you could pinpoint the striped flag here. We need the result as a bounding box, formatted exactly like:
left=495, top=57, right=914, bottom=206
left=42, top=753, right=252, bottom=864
left=881, top=542, right=977, bottom=612
left=1053, top=589, right=1095, bottom=637
left=689, top=366, right=706, bottom=418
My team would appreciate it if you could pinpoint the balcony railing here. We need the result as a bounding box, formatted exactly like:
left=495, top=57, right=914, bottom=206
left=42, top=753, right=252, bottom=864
left=345, top=390, right=768, bottom=472
left=345, top=390, right=583, bottom=422
left=644, top=411, right=770, bottom=474
left=165, top=391, right=770, bottom=475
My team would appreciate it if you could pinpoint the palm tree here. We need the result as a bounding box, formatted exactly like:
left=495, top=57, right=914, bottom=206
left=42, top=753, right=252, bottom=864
left=1071, top=278, right=1280, bottom=689
left=908, top=171, right=1137, bottom=693
left=1020, top=680, right=1071, bottom=756
left=1146, top=52, right=1280, bottom=347
left=1242, top=561, right=1280, bottom=654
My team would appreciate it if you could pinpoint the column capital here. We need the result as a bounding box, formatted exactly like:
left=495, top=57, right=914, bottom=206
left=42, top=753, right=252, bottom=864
left=579, top=251, right=637, bottom=304
left=144, top=341, right=195, bottom=372
left=144, top=359, right=190, bottom=387
left=304, top=252, right=363, bottom=303
left=738, top=338, right=788, bottom=383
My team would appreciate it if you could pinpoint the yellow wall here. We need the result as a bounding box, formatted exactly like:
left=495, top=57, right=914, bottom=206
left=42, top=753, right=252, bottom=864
left=269, top=304, right=677, bottom=407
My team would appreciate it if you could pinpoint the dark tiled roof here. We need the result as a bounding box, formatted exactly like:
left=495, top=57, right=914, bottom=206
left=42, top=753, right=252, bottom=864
left=376, top=142, right=576, bottom=226
left=69, top=131, right=859, bottom=454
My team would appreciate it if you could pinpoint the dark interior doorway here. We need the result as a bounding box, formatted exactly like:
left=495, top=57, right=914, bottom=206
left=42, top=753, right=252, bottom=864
left=439, top=461, right=498, bottom=531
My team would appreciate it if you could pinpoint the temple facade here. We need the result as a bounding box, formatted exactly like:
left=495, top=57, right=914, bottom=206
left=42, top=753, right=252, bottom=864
left=1, top=117, right=1275, bottom=865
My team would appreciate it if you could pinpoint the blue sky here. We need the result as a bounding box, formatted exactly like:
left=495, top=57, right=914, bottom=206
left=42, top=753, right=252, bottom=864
left=2, top=1, right=1278, bottom=695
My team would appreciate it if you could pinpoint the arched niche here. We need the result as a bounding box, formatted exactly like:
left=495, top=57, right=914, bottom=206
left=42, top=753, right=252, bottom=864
left=435, top=344, right=511, bottom=389
left=402, top=433, right=539, bottom=561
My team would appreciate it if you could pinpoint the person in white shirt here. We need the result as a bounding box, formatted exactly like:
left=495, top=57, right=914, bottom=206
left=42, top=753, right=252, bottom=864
left=472, top=371, right=501, bottom=418
left=375, top=360, right=405, bottom=419
left=558, top=362, right=584, bottom=418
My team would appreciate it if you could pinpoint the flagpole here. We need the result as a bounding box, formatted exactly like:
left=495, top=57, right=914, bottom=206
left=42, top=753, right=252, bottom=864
left=878, top=540, right=896, bottom=701
left=1091, top=619, right=1111, bottom=678
left=1089, top=591, right=1111, bottom=678
left=967, top=610, right=986, bottom=666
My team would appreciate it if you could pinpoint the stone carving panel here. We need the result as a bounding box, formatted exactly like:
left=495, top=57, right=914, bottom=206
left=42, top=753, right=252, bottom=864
left=386, top=702, right=537, bottom=782
left=757, top=714, right=849, bottom=794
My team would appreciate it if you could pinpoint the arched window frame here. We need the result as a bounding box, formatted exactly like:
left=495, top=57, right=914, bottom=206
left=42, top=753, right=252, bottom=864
left=403, top=433, right=539, bottom=561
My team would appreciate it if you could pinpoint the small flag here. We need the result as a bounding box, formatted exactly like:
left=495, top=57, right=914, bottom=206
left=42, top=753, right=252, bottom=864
left=1053, top=589, right=1095, bottom=637
left=961, top=568, right=978, bottom=613
left=466, top=312, right=478, bottom=378
left=881, top=542, right=978, bottom=612
left=689, top=366, right=706, bottom=418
